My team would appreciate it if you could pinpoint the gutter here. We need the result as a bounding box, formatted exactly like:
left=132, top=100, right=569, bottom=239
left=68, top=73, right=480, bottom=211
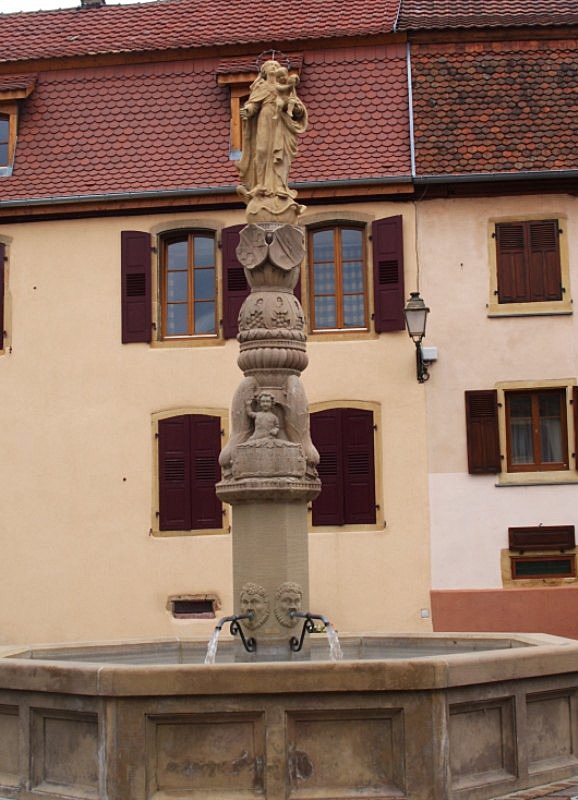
left=0, top=176, right=413, bottom=209
left=414, top=170, right=578, bottom=184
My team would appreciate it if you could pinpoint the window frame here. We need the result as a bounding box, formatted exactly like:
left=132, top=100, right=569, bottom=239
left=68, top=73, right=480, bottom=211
left=504, top=387, right=569, bottom=473
left=160, top=230, right=218, bottom=341
left=488, top=214, right=571, bottom=317
left=494, top=379, right=578, bottom=486
left=0, top=104, right=17, bottom=174
left=307, top=223, right=369, bottom=334
left=151, top=407, right=229, bottom=537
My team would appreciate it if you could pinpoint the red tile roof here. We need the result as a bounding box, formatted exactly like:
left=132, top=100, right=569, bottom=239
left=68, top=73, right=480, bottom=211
left=0, top=45, right=410, bottom=202
left=0, top=73, right=36, bottom=92
left=411, top=40, right=578, bottom=176
left=398, top=0, right=578, bottom=30
left=0, top=0, right=400, bottom=64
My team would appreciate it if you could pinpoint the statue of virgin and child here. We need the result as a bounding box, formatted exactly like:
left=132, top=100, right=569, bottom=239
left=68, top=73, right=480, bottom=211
left=237, top=59, right=308, bottom=223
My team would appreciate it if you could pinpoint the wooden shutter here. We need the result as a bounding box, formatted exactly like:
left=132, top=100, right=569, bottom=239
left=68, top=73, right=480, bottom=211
left=496, top=220, right=562, bottom=304
left=190, top=414, right=222, bottom=530
left=222, top=225, right=250, bottom=339
left=342, top=408, right=376, bottom=524
left=372, top=215, right=405, bottom=333
left=495, top=223, right=527, bottom=303
left=465, top=390, right=501, bottom=474
left=573, top=386, right=578, bottom=469
left=121, top=231, right=152, bottom=343
left=528, top=220, right=562, bottom=301
left=310, top=409, right=345, bottom=526
left=158, top=416, right=192, bottom=531
left=0, top=242, right=5, bottom=352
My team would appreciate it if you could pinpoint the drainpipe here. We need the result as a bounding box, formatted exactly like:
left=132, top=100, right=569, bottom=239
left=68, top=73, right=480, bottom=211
left=406, top=41, right=416, bottom=180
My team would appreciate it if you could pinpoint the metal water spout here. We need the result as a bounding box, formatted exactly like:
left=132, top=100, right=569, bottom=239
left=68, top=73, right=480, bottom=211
left=204, top=612, right=256, bottom=665
left=288, top=611, right=343, bottom=661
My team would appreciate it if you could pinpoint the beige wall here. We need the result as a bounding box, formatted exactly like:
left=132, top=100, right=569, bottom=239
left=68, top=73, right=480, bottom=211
left=0, top=201, right=432, bottom=644
left=419, top=193, right=578, bottom=592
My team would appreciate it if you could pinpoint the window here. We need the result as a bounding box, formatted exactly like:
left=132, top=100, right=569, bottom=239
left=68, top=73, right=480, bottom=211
left=0, top=114, right=9, bottom=167
left=495, top=220, right=562, bottom=304
left=465, top=384, right=578, bottom=478
left=156, top=413, right=223, bottom=533
left=507, top=525, right=576, bottom=581
left=309, top=226, right=368, bottom=331
left=310, top=407, right=377, bottom=526
left=162, top=232, right=217, bottom=338
left=505, top=389, right=568, bottom=472
left=304, top=215, right=404, bottom=335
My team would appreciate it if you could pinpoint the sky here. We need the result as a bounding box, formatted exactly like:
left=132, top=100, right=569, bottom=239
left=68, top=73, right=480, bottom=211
left=1, top=0, right=157, bottom=11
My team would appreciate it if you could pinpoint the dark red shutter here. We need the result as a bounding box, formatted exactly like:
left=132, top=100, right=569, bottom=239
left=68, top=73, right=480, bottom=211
left=573, top=386, right=578, bottom=469
left=310, top=409, right=345, bottom=526
left=190, top=414, right=222, bottom=530
left=158, top=416, right=192, bottom=531
left=342, top=408, right=376, bottom=524
left=121, top=231, right=152, bottom=343
left=0, top=242, right=5, bottom=352
left=496, top=223, right=527, bottom=303
left=372, top=215, right=405, bottom=333
left=465, top=390, right=501, bottom=474
left=222, top=225, right=250, bottom=339
left=528, top=220, right=562, bottom=301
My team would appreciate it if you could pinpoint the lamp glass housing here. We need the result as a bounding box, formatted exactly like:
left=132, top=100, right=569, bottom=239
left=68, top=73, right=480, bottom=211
left=404, top=292, right=429, bottom=341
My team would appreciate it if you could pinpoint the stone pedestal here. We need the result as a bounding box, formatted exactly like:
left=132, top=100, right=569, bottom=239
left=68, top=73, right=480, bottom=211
left=217, top=222, right=321, bottom=655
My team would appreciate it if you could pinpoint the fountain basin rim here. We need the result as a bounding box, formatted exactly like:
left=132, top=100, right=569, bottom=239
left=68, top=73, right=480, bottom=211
left=0, top=633, right=577, bottom=698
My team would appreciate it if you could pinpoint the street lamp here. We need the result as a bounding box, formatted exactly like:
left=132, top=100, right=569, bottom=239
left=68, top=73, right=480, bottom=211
left=403, top=291, right=430, bottom=383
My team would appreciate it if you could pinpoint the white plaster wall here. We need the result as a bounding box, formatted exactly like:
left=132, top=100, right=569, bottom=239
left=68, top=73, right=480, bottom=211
left=420, top=194, right=578, bottom=590
left=429, top=473, right=578, bottom=589
left=0, top=201, right=432, bottom=644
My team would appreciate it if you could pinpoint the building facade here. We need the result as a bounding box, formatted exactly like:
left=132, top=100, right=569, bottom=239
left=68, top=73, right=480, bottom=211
left=0, top=0, right=577, bottom=644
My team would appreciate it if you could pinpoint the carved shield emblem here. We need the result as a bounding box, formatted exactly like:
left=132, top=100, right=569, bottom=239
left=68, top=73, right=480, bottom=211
left=236, top=225, right=268, bottom=270
left=269, top=225, right=305, bottom=271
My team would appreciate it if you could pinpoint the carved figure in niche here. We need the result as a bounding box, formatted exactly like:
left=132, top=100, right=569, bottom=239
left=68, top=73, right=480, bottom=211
left=237, top=60, right=308, bottom=208
left=292, top=297, right=305, bottom=331
left=274, top=581, right=303, bottom=627
left=219, top=376, right=258, bottom=477
left=240, top=582, right=270, bottom=630
left=246, top=392, right=279, bottom=440
left=272, top=295, right=290, bottom=328
left=246, top=297, right=266, bottom=330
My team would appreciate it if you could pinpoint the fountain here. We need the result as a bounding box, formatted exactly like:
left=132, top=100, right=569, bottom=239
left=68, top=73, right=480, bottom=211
left=1, top=56, right=578, bottom=800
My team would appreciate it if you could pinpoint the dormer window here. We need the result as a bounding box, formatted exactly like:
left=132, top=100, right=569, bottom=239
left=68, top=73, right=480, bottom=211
left=0, top=74, right=37, bottom=175
left=216, top=53, right=302, bottom=160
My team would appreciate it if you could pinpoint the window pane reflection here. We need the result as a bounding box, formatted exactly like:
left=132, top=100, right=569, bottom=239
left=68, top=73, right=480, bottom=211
left=167, top=239, right=187, bottom=269
left=166, top=304, right=188, bottom=335
left=195, top=302, right=215, bottom=334
left=343, top=295, right=365, bottom=327
left=341, top=228, right=363, bottom=260
left=314, top=262, right=335, bottom=294
left=314, top=296, right=337, bottom=328
left=167, top=271, right=188, bottom=302
left=313, top=229, right=334, bottom=262
left=194, top=268, right=215, bottom=301
left=194, top=236, right=214, bottom=268
left=342, top=261, right=364, bottom=293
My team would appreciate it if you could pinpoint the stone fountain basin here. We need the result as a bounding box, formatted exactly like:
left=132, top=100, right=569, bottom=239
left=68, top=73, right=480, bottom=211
left=0, top=632, right=577, bottom=800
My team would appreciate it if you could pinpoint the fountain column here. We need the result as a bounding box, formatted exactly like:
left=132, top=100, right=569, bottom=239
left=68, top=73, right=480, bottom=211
left=216, top=56, right=320, bottom=657
left=216, top=222, right=321, bottom=657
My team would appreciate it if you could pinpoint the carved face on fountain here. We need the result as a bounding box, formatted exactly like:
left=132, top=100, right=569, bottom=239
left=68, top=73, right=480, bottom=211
left=240, top=583, right=270, bottom=630
left=275, top=581, right=303, bottom=627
